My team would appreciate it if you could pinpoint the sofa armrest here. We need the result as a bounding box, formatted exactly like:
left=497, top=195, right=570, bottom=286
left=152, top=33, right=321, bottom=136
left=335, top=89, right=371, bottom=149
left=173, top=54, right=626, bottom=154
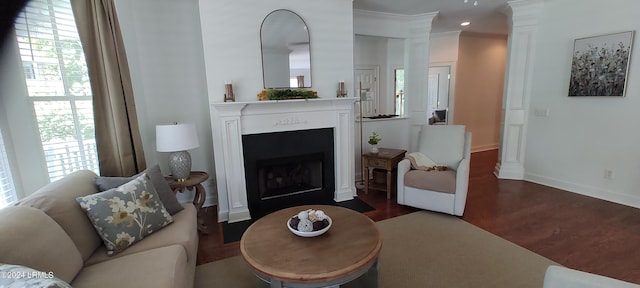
left=396, top=159, right=411, bottom=205
left=543, top=266, right=640, bottom=288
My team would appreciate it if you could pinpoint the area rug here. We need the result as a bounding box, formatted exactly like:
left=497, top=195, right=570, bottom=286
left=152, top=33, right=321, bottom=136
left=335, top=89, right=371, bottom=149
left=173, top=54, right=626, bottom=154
left=221, top=198, right=375, bottom=243
left=196, top=211, right=557, bottom=288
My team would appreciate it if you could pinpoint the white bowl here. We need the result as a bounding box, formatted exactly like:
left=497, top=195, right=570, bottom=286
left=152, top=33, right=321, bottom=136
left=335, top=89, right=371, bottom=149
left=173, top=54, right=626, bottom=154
left=287, top=216, right=332, bottom=237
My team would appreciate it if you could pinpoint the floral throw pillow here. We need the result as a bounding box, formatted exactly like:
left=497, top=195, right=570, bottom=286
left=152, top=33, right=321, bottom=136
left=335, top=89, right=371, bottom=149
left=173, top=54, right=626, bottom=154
left=0, top=263, right=71, bottom=288
left=76, top=173, right=173, bottom=256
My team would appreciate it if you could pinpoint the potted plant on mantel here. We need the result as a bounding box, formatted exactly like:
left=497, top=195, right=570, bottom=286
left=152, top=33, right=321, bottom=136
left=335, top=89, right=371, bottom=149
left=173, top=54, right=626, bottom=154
left=257, top=88, right=319, bottom=101
left=368, top=132, right=381, bottom=154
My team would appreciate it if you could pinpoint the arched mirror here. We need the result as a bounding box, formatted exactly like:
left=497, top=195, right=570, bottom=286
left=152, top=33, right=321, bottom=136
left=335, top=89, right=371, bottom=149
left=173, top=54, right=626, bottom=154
left=261, top=9, right=311, bottom=89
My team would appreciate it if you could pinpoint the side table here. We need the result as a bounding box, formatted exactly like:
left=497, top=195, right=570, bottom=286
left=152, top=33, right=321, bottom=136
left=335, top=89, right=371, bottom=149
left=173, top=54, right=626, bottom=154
left=363, top=148, right=407, bottom=199
left=166, top=171, right=209, bottom=234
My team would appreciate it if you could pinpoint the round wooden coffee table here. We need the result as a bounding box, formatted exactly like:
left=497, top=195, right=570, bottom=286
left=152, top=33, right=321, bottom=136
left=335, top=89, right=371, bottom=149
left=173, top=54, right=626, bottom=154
left=240, top=205, right=382, bottom=288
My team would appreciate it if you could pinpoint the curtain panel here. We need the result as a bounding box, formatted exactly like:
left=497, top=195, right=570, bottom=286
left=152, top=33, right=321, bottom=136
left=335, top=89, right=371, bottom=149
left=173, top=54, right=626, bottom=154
left=71, top=0, right=146, bottom=176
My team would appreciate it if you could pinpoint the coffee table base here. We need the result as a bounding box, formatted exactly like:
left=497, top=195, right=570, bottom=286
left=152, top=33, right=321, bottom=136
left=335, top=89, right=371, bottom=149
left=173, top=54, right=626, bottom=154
left=254, top=259, right=378, bottom=288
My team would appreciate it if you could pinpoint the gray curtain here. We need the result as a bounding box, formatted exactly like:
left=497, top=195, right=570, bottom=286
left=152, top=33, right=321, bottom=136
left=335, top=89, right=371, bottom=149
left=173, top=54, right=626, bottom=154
left=71, top=0, right=146, bottom=176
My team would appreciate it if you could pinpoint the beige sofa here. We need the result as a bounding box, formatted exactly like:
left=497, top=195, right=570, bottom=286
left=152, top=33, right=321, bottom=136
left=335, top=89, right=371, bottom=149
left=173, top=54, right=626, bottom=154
left=0, top=170, right=198, bottom=287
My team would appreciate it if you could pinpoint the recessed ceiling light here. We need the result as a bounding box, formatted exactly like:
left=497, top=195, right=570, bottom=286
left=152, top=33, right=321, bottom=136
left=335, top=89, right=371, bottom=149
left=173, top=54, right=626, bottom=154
left=461, top=21, right=471, bottom=26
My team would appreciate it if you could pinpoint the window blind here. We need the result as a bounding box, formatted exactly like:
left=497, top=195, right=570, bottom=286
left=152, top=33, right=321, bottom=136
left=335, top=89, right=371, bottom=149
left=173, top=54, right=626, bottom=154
left=15, top=0, right=99, bottom=182
left=0, top=130, right=17, bottom=208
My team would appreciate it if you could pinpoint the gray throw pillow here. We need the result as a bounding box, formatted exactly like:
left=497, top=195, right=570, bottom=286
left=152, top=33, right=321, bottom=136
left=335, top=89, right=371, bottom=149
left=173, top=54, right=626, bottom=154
left=94, top=164, right=184, bottom=215
left=0, top=264, right=72, bottom=288
left=77, top=173, right=173, bottom=256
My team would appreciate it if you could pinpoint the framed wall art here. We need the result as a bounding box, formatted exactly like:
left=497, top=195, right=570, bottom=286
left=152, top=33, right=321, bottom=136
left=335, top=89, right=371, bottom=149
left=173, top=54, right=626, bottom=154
left=568, top=31, right=634, bottom=97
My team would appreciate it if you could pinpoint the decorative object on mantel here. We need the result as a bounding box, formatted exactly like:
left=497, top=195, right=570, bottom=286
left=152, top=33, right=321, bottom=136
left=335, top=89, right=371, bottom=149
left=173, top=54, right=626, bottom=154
left=296, top=76, right=305, bottom=88
left=364, top=114, right=399, bottom=119
left=256, top=88, right=318, bottom=101
left=368, top=132, right=381, bottom=154
left=568, top=31, right=634, bottom=97
left=156, top=123, right=199, bottom=182
left=336, top=80, right=347, bottom=97
left=224, top=82, right=235, bottom=102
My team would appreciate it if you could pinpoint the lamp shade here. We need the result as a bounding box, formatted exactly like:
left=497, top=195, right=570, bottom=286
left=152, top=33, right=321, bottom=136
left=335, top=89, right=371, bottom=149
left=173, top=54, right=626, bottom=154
left=156, top=123, right=199, bottom=152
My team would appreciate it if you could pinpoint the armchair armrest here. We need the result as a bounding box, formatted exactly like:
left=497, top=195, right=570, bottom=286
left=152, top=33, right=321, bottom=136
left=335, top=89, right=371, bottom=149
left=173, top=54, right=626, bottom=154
left=453, top=156, right=470, bottom=216
left=397, top=159, right=411, bottom=205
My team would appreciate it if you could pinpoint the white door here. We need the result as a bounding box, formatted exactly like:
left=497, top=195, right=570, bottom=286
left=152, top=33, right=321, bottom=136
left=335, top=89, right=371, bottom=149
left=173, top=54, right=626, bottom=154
left=355, top=67, right=379, bottom=117
left=427, top=66, right=451, bottom=123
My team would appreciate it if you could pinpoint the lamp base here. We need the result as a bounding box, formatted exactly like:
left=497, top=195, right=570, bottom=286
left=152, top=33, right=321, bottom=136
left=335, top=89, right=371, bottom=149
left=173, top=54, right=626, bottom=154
left=169, top=151, right=191, bottom=181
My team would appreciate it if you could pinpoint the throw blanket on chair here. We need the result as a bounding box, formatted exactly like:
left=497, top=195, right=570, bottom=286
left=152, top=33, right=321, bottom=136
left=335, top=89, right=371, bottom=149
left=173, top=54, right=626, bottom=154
left=406, top=152, right=448, bottom=171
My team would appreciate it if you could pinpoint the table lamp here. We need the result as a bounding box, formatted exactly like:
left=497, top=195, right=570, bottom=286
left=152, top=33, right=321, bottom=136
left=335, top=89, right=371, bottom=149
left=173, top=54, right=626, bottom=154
left=156, top=123, right=199, bottom=181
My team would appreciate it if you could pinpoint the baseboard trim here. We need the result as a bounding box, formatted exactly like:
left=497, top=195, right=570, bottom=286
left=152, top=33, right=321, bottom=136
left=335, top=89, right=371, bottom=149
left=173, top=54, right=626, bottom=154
left=471, top=144, right=499, bottom=153
left=524, top=172, right=640, bottom=209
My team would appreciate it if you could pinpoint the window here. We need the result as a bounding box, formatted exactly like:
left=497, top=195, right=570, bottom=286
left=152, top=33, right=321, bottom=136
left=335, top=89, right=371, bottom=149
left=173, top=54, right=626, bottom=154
left=15, top=0, right=99, bottom=182
left=0, top=130, right=17, bottom=208
left=394, top=68, right=405, bottom=116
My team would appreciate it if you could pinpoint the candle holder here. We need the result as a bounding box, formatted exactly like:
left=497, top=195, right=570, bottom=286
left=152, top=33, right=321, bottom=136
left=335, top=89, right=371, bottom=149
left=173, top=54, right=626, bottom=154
left=224, top=83, right=235, bottom=102
left=336, top=81, right=347, bottom=97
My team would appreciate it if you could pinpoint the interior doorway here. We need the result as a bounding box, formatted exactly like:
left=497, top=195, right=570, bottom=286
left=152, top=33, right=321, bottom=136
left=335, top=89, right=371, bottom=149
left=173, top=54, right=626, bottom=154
left=428, top=65, right=451, bottom=124
left=355, top=66, right=379, bottom=117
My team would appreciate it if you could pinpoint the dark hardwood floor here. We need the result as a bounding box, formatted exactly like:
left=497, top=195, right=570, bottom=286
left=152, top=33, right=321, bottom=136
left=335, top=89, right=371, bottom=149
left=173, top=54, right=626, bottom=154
left=196, top=149, right=640, bottom=284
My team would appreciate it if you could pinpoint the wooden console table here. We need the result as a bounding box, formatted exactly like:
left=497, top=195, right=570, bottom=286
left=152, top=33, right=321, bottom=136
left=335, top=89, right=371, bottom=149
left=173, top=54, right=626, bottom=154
left=363, top=148, right=407, bottom=199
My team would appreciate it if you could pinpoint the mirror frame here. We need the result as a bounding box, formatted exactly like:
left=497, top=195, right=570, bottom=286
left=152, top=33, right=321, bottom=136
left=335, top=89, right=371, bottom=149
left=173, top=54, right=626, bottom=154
left=260, top=9, right=312, bottom=89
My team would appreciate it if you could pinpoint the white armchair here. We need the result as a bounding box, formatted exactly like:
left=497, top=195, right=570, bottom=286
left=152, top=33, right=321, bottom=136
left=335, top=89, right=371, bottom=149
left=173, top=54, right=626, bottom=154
left=397, top=125, right=471, bottom=216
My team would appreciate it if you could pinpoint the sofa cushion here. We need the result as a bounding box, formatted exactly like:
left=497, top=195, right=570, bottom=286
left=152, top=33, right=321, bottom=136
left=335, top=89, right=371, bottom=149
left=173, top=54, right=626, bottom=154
left=71, top=245, right=188, bottom=288
left=16, top=170, right=102, bottom=261
left=0, top=263, right=72, bottom=288
left=95, top=164, right=184, bottom=215
left=0, top=206, right=83, bottom=283
left=85, top=203, right=198, bottom=266
left=404, top=169, right=457, bottom=194
left=76, top=174, right=174, bottom=256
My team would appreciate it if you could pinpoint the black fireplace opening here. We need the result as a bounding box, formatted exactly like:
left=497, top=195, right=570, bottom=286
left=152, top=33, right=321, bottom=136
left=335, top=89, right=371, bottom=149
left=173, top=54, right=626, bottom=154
left=258, top=153, right=323, bottom=200
left=243, top=128, right=335, bottom=219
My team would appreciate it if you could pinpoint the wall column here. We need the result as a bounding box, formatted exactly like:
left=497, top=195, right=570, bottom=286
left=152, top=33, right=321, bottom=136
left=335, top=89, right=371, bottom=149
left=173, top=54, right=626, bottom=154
left=404, top=13, right=438, bottom=152
left=495, top=0, right=543, bottom=179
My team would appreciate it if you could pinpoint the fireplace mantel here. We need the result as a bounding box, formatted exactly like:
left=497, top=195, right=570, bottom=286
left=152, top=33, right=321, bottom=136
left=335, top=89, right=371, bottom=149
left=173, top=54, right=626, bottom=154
left=210, top=98, right=357, bottom=222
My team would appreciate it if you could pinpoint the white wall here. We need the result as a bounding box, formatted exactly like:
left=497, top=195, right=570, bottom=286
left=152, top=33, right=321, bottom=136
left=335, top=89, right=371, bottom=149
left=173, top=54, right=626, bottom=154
left=430, top=32, right=460, bottom=63
left=115, top=0, right=215, bottom=205
left=524, top=0, right=640, bottom=208
left=199, top=0, right=354, bottom=103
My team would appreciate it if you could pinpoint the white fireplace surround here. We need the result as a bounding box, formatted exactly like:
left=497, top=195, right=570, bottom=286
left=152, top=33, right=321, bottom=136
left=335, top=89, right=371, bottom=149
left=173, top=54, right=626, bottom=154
left=210, top=98, right=357, bottom=223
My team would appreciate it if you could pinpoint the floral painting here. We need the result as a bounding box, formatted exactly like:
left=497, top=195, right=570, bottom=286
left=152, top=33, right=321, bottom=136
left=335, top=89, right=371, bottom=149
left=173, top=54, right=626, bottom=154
left=568, top=31, right=634, bottom=97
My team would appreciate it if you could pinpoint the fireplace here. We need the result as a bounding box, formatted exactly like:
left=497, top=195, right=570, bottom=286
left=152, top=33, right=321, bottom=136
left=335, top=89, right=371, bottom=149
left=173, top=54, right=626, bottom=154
left=243, top=128, right=334, bottom=218
left=258, top=153, right=323, bottom=200
left=210, top=98, right=356, bottom=223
